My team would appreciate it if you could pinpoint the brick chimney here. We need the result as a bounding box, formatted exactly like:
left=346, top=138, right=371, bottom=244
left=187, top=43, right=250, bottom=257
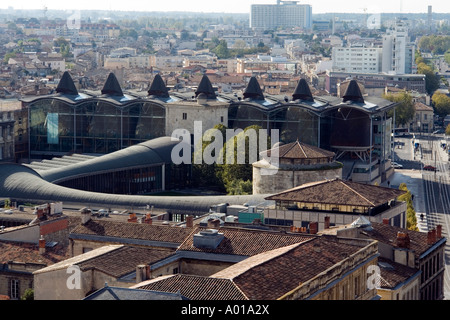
left=324, top=216, right=330, bottom=229
left=382, top=218, right=390, bottom=225
left=39, top=235, right=46, bottom=255
left=431, top=228, right=436, bottom=243
left=437, top=225, right=442, bottom=238
left=396, top=231, right=410, bottom=249
left=309, top=221, right=318, bottom=234
left=128, top=213, right=138, bottom=223
left=186, top=215, right=194, bottom=228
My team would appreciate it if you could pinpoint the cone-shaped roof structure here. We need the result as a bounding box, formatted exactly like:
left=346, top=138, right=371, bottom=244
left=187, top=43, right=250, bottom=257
left=148, top=74, right=169, bottom=98
left=56, top=71, right=78, bottom=95
left=243, top=76, right=264, bottom=100
left=292, top=78, right=313, bottom=102
left=195, top=75, right=216, bottom=99
left=342, top=80, right=364, bottom=103
left=101, top=73, right=124, bottom=96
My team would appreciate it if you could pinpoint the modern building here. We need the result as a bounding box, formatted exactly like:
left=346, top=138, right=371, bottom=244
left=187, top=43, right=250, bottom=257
left=250, top=1, right=312, bottom=30
left=382, top=20, right=415, bottom=75
left=331, top=45, right=383, bottom=73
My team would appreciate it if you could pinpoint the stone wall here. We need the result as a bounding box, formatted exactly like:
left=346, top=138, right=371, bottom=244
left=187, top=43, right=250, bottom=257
left=253, top=164, right=343, bottom=195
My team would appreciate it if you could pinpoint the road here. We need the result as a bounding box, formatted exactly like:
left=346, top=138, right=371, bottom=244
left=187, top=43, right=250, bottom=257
left=393, top=133, right=450, bottom=300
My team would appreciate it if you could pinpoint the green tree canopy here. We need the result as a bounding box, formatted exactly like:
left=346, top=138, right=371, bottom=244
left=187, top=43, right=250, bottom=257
left=417, top=62, right=440, bottom=95
left=384, top=91, right=415, bottom=127
left=432, top=92, right=450, bottom=119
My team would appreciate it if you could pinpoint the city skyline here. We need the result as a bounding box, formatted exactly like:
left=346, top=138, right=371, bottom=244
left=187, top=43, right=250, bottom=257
left=1, top=0, right=449, bottom=15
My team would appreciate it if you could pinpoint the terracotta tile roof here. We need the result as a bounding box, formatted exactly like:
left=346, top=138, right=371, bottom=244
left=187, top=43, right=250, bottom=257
left=70, top=220, right=195, bottom=244
left=0, top=240, right=69, bottom=266
left=265, top=178, right=406, bottom=207
left=229, top=236, right=368, bottom=300
left=360, top=222, right=445, bottom=258
left=378, top=257, right=420, bottom=289
left=414, top=102, right=433, bottom=112
left=77, top=246, right=174, bottom=278
left=138, top=236, right=372, bottom=300
left=264, top=140, right=335, bottom=159
left=135, top=274, right=248, bottom=300
left=178, top=226, right=315, bottom=256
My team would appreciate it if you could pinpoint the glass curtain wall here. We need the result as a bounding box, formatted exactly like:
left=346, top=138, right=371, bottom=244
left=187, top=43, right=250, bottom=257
left=228, top=104, right=320, bottom=146
left=29, top=99, right=166, bottom=155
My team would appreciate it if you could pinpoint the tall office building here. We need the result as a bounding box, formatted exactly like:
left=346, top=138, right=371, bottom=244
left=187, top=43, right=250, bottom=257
left=250, top=1, right=312, bottom=30
left=382, top=20, right=415, bottom=74
left=332, top=45, right=383, bottom=73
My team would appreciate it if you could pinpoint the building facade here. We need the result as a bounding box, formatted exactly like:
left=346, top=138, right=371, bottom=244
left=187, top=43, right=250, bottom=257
left=250, top=1, right=312, bottom=30
left=382, top=20, right=415, bottom=75
left=332, top=46, right=383, bottom=73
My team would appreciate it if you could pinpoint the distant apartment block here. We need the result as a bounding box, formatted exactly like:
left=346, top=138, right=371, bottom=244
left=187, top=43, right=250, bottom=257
left=326, top=70, right=426, bottom=95
left=332, top=46, right=382, bottom=73
left=250, top=1, right=312, bottom=30
left=382, top=20, right=415, bottom=74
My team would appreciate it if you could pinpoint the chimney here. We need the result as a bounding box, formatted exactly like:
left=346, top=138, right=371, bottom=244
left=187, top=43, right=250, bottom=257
left=128, top=213, right=138, bottom=223
left=396, top=231, right=410, bottom=249
left=144, top=213, right=152, bottom=225
left=136, top=265, right=147, bottom=283
left=207, top=218, right=221, bottom=229
left=383, top=218, right=390, bottom=225
left=39, top=235, right=46, bottom=255
left=186, top=215, right=194, bottom=228
left=431, top=228, right=437, bottom=243
left=324, top=216, right=330, bottom=229
left=309, top=221, right=318, bottom=234
left=427, top=230, right=434, bottom=245
left=437, top=225, right=442, bottom=239
left=80, top=207, right=91, bottom=224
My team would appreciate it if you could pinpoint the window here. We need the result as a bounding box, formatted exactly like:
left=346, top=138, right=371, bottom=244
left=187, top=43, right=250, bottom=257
left=10, top=279, right=19, bottom=299
left=182, top=113, right=187, bottom=120
left=173, top=267, right=179, bottom=274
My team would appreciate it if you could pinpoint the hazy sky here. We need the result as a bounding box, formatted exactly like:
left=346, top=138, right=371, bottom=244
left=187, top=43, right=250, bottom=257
left=2, top=0, right=449, bottom=14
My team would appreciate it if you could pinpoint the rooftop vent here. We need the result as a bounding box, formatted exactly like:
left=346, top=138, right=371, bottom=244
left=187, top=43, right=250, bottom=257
left=193, top=229, right=224, bottom=250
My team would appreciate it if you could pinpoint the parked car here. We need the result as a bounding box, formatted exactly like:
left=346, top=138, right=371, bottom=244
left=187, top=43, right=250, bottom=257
left=433, top=129, right=444, bottom=134
left=423, top=165, right=437, bottom=171
left=392, top=162, right=403, bottom=169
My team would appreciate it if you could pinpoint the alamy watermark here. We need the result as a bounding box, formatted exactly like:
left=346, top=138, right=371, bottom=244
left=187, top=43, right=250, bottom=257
left=171, top=121, right=279, bottom=175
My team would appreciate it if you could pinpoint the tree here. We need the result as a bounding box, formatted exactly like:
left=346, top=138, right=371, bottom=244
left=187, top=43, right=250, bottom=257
left=21, top=288, right=34, bottom=300
left=218, top=125, right=270, bottom=195
left=432, top=92, right=450, bottom=119
left=384, top=91, right=415, bottom=127
left=212, top=40, right=230, bottom=59
left=398, top=183, right=418, bottom=231
left=417, top=62, right=440, bottom=95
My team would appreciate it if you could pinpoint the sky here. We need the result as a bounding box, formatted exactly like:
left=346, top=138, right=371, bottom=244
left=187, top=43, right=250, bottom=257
left=1, top=0, right=449, bottom=14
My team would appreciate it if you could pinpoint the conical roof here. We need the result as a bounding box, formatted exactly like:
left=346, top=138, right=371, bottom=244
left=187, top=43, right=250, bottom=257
left=292, top=78, right=313, bottom=102
left=148, top=74, right=169, bottom=98
left=101, top=73, right=123, bottom=96
left=342, top=80, right=364, bottom=103
left=243, top=76, right=264, bottom=100
left=56, top=71, right=78, bottom=95
left=195, top=75, right=216, bottom=99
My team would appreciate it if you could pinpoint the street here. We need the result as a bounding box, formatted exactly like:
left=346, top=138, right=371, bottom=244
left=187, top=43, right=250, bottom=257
left=392, top=133, right=450, bottom=299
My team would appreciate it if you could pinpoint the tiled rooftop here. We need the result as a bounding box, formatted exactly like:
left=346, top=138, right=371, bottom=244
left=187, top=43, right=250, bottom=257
left=77, top=246, right=174, bottom=278
left=266, top=178, right=406, bottom=208
left=70, top=219, right=195, bottom=244
left=134, top=274, right=248, bottom=300
left=178, top=226, right=315, bottom=256
left=360, top=222, right=445, bottom=258
left=138, top=236, right=374, bottom=300
left=378, top=257, right=420, bottom=290
left=0, top=240, right=69, bottom=266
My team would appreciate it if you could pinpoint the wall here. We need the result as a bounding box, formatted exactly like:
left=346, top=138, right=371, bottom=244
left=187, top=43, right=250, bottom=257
left=252, top=164, right=342, bottom=195
left=180, top=258, right=234, bottom=277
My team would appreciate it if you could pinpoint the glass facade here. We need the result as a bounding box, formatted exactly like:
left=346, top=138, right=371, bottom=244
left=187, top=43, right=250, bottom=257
left=228, top=104, right=319, bottom=145
left=29, top=98, right=166, bottom=155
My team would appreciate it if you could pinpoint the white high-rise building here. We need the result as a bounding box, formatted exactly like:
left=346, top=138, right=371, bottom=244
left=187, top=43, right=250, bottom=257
left=250, top=1, right=312, bottom=30
left=382, top=20, right=415, bottom=74
left=331, top=45, right=383, bottom=73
